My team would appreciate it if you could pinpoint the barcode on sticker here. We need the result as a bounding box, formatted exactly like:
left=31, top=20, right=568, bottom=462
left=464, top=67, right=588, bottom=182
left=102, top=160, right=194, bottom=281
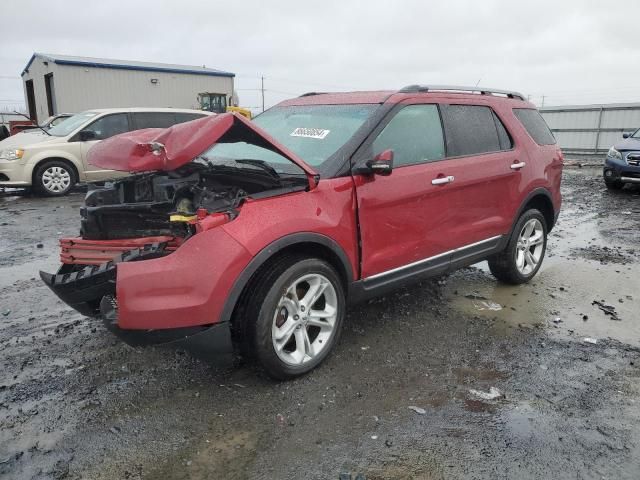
left=290, top=128, right=330, bottom=139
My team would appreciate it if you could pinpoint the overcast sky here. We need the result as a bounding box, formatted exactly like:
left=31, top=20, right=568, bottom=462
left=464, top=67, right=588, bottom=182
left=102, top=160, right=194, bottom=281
left=2, top=0, right=639, bottom=113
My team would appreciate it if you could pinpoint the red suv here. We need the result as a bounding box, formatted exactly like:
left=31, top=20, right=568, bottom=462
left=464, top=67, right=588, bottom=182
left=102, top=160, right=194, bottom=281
left=41, top=85, right=563, bottom=378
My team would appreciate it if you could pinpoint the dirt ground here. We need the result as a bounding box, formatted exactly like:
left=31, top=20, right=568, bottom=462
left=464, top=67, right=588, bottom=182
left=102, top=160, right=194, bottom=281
left=1, top=166, right=639, bottom=480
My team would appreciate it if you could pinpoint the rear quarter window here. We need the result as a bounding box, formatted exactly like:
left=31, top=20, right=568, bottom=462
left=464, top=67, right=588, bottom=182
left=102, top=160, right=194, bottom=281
left=513, top=108, right=556, bottom=145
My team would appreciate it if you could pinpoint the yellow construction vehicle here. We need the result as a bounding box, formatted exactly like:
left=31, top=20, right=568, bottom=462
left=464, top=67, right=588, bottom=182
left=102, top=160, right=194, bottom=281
left=198, top=93, right=252, bottom=119
left=226, top=106, right=252, bottom=119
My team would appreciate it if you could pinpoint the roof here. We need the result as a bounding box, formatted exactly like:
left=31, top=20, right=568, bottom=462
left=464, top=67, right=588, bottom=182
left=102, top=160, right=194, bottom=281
left=82, top=107, right=215, bottom=114
left=278, top=88, right=532, bottom=107
left=22, top=53, right=235, bottom=78
left=279, top=91, right=396, bottom=106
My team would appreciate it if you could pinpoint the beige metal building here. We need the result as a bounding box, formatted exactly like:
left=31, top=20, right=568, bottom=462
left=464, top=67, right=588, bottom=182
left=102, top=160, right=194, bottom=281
left=21, top=53, right=235, bottom=124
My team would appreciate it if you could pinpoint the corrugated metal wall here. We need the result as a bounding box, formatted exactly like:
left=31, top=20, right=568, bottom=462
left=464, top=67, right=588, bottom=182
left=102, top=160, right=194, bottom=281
left=540, top=104, right=640, bottom=156
left=53, top=65, right=233, bottom=115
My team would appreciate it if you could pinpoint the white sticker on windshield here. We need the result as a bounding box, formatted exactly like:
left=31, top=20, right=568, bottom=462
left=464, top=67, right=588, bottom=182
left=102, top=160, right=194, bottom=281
left=290, top=127, right=330, bottom=139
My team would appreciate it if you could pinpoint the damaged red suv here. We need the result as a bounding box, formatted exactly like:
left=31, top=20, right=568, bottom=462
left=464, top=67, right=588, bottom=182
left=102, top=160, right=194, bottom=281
left=41, top=85, right=563, bottom=378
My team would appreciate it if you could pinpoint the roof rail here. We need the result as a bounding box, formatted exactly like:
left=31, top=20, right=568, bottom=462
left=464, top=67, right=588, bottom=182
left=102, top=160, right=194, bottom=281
left=299, top=91, right=326, bottom=97
left=399, top=84, right=525, bottom=100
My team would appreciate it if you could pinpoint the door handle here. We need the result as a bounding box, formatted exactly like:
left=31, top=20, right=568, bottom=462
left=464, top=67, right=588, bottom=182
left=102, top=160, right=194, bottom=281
left=431, top=175, right=455, bottom=185
left=510, top=161, right=526, bottom=170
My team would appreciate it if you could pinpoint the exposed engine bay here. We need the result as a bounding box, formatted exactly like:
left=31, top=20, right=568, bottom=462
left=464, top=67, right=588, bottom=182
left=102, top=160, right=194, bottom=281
left=80, top=159, right=308, bottom=240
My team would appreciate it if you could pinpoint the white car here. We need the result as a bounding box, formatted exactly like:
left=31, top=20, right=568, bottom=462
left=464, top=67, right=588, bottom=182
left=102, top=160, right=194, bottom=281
left=0, top=108, right=213, bottom=196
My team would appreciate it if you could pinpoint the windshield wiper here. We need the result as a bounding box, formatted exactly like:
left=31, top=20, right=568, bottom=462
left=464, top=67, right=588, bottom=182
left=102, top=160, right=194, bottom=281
left=13, top=110, right=50, bottom=136
left=235, top=159, right=280, bottom=178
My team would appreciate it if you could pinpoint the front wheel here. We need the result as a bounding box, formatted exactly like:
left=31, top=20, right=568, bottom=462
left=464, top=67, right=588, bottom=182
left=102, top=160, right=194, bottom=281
left=247, top=257, right=345, bottom=379
left=34, top=160, right=75, bottom=196
left=488, top=209, right=547, bottom=285
left=604, top=179, right=624, bottom=190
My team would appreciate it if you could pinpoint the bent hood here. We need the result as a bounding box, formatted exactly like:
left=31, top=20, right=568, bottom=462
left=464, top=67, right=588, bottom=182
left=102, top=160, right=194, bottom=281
left=87, top=113, right=318, bottom=178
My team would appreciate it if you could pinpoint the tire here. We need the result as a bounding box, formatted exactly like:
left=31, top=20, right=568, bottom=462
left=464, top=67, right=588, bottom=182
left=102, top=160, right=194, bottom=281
left=488, top=209, right=547, bottom=285
left=604, top=179, right=624, bottom=190
left=34, top=160, right=75, bottom=196
left=243, top=256, right=345, bottom=379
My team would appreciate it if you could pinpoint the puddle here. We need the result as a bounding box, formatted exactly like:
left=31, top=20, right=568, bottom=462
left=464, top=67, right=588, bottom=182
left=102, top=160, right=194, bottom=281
left=445, top=198, right=640, bottom=347
left=446, top=258, right=639, bottom=347
left=0, top=253, right=61, bottom=289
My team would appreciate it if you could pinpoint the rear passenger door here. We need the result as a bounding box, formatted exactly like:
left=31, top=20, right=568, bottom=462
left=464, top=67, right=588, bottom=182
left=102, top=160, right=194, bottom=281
left=437, top=104, right=522, bottom=260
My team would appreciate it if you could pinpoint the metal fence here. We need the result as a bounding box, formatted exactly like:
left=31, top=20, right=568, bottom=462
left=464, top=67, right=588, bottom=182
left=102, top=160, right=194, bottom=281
left=540, top=103, right=640, bottom=157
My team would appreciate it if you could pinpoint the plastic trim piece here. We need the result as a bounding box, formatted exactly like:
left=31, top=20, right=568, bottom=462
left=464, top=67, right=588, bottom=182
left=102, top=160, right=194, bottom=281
left=364, top=235, right=502, bottom=282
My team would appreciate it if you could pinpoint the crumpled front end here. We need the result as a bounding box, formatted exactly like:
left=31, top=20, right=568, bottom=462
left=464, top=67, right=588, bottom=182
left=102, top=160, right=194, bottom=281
left=41, top=221, right=251, bottom=350
left=40, top=241, right=168, bottom=318
left=40, top=112, right=314, bottom=348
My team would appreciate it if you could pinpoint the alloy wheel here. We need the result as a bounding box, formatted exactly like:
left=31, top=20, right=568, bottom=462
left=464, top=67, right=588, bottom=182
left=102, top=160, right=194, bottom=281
left=515, top=218, right=544, bottom=275
left=271, top=273, right=338, bottom=366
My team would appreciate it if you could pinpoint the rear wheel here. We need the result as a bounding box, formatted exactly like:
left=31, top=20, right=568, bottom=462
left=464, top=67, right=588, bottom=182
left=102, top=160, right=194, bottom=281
left=488, top=209, right=547, bottom=285
left=34, top=160, right=75, bottom=196
left=245, top=256, right=345, bottom=379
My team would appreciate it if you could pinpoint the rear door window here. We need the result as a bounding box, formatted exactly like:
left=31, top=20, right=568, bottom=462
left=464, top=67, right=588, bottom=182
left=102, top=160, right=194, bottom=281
left=513, top=108, right=556, bottom=145
left=372, top=104, right=445, bottom=167
left=440, top=105, right=503, bottom=157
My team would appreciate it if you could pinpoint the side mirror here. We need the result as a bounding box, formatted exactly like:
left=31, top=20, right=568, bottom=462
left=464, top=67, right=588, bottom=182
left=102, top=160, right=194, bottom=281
left=79, top=130, right=97, bottom=141
left=623, top=132, right=631, bottom=139
left=366, top=149, right=394, bottom=176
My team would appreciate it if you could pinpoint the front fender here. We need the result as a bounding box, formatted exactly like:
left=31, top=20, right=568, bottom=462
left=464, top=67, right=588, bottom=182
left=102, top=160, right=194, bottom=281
left=116, top=227, right=252, bottom=330
left=27, top=149, right=84, bottom=181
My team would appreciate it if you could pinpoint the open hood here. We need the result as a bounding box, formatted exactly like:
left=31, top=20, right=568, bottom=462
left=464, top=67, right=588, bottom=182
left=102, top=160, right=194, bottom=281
left=87, top=113, right=318, bottom=180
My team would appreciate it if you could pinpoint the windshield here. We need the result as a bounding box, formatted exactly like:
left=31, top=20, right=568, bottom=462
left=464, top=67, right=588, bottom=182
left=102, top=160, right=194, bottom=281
left=632, top=128, right=640, bottom=139
left=205, top=104, right=377, bottom=171
left=48, top=112, right=98, bottom=137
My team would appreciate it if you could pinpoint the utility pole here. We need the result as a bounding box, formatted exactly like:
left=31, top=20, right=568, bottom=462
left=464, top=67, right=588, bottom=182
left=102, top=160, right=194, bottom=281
left=541, top=95, right=545, bottom=108
left=261, top=76, right=265, bottom=113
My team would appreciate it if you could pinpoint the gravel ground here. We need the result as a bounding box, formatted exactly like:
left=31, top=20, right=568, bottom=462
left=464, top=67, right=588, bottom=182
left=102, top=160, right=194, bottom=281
left=0, top=166, right=639, bottom=480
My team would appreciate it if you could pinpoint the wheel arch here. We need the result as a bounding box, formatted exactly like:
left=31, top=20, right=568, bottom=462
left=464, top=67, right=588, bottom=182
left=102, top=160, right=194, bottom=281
left=220, top=233, right=354, bottom=327
left=512, top=188, right=557, bottom=234
left=32, top=156, right=80, bottom=185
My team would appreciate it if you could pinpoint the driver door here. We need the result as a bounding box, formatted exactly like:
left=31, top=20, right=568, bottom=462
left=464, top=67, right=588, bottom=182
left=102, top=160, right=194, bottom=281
left=353, top=103, right=456, bottom=280
left=78, top=113, right=131, bottom=181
